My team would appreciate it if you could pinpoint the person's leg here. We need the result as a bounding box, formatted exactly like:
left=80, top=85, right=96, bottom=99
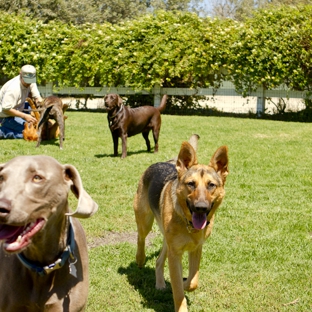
left=0, top=117, right=25, bottom=139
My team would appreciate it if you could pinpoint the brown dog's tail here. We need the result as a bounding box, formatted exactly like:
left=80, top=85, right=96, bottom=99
left=38, top=105, right=53, bottom=129
left=157, top=94, right=168, bottom=113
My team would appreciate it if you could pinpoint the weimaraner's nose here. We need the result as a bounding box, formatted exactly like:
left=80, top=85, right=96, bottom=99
left=0, top=198, right=11, bottom=219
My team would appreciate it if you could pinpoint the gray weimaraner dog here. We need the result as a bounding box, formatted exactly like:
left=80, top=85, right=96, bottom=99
left=0, top=155, right=98, bottom=311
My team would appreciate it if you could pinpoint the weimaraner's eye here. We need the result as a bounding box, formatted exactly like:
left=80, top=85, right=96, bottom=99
left=33, top=175, right=43, bottom=183
left=0, top=175, right=3, bottom=182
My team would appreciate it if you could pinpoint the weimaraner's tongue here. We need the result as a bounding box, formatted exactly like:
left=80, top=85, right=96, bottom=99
left=192, top=213, right=207, bottom=230
left=0, top=225, right=24, bottom=240
left=0, top=219, right=45, bottom=252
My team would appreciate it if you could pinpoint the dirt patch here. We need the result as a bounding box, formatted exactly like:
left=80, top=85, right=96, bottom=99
left=88, top=231, right=158, bottom=249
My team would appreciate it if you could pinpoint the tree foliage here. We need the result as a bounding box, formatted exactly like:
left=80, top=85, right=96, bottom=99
left=210, top=0, right=312, bottom=20
left=0, top=0, right=203, bottom=24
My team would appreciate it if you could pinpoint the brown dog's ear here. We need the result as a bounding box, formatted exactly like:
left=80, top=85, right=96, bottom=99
left=176, top=141, right=198, bottom=174
left=209, top=146, right=229, bottom=183
left=63, top=165, right=98, bottom=218
left=117, top=95, right=123, bottom=107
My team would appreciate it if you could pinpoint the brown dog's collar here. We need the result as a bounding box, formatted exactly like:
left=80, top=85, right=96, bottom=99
left=108, top=104, right=124, bottom=122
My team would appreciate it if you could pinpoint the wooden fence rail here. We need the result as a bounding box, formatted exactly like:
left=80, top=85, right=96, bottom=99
left=36, top=81, right=311, bottom=114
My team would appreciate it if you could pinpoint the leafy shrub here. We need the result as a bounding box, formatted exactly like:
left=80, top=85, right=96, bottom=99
left=1, top=7, right=312, bottom=100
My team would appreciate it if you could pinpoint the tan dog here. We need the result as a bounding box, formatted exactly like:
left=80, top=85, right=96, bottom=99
left=134, top=141, right=229, bottom=312
left=0, top=155, right=98, bottom=311
left=104, top=93, right=167, bottom=158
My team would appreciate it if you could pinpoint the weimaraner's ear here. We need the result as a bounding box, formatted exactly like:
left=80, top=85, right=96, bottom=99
left=63, top=165, right=98, bottom=218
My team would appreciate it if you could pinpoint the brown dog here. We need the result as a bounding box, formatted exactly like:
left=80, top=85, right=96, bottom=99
left=0, top=155, right=98, bottom=311
left=36, top=96, right=68, bottom=149
left=104, top=93, right=168, bottom=158
left=134, top=141, right=229, bottom=312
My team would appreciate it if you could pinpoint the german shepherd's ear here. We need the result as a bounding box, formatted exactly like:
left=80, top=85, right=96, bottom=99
left=176, top=141, right=198, bottom=174
left=209, top=146, right=229, bottom=183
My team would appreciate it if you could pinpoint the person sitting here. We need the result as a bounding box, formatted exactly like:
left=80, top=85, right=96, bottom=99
left=0, top=65, right=44, bottom=139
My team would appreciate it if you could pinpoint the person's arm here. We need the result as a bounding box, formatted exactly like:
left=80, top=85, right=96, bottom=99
left=30, top=83, right=44, bottom=105
left=2, top=108, right=37, bottom=123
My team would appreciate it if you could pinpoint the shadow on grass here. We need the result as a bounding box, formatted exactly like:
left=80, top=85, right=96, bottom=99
left=35, top=139, right=61, bottom=148
left=95, top=149, right=154, bottom=158
left=118, top=252, right=176, bottom=312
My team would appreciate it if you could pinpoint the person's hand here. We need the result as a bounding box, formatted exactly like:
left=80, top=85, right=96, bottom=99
left=24, top=113, right=37, bottom=124
left=35, top=97, right=44, bottom=106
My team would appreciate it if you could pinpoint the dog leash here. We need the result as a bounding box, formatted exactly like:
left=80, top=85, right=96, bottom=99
left=17, top=217, right=77, bottom=277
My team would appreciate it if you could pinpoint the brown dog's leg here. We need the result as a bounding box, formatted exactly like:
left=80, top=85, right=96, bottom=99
left=55, top=114, right=64, bottom=150
left=36, top=124, right=43, bottom=148
left=152, top=126, right=160, bottom=153
left=155, top=239, right=167, bottom=289
left=112, top=133, right=119, bottom=157
left=121, top=133, right=128, bottom=158
left=142, top=131, right=151, bottom=152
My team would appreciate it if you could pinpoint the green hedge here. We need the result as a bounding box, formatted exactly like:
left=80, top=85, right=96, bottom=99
left=1, top=7, right=312, bottom=93
left=228, top=6, right=312, bottom=95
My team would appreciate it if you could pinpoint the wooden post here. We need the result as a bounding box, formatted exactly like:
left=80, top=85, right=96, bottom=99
left=256, top=85, right=266, bottom=116
left=153, top=84, right=161, bottom=107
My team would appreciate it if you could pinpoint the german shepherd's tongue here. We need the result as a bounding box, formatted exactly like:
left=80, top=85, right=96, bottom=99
left=192, top=213, right=207, bottom=230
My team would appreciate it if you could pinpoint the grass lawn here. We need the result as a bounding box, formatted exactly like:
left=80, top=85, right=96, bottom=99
left=1, top=111, right=312, bottom=311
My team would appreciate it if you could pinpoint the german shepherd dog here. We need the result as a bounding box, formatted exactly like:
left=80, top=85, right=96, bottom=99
left=134, top=141, right=229, bottom=312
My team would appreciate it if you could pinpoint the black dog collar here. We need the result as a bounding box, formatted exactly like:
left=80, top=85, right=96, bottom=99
left=17, top=217, right=76, bottom=277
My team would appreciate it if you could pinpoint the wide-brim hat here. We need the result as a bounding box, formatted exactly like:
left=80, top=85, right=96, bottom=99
left=20, top=65, right=36, bottom=84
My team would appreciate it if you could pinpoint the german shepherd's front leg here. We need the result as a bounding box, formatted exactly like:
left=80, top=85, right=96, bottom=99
left=167, top=249, right=188, bottom=312
left=184, top=246, right=202, bottom=292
